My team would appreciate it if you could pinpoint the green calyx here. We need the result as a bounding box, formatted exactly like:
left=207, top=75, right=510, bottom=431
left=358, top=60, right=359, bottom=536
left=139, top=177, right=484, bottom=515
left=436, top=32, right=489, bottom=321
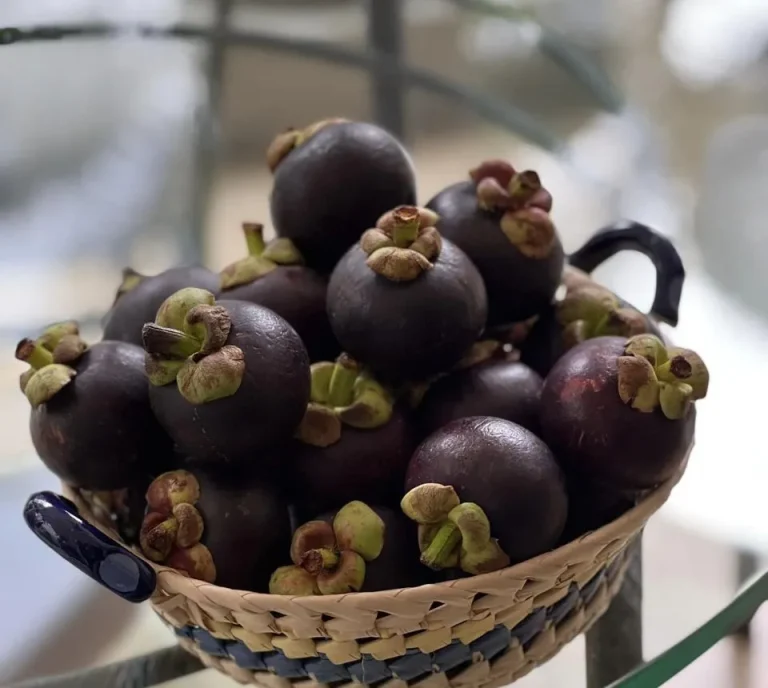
left=266, top=117, right=350, bottom=172
left=401, top=484, right=510, bottom=574
left=617, top=334, right=710, bottom=420
left=360, top=205, right=443, bottom=281
left=296, top=354, right=393, bottom=447
left=143, top=289, right=245, bottom=405
left=15, top=322, right=89, bottom=407
left=270, top=501, right=384, bottom=596
left=220, top=222, right=304, bottom=290
left=111, top=268, right=145, bottom=306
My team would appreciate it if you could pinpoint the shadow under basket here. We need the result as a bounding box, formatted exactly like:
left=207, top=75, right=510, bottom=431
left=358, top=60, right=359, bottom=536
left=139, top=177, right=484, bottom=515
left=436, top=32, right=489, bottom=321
left=60, top=454, right=686, bottom=688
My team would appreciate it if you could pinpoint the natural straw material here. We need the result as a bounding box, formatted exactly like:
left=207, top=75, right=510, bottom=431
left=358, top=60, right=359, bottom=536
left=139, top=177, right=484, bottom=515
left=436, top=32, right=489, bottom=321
left=64, top=453, right=687, bottom=688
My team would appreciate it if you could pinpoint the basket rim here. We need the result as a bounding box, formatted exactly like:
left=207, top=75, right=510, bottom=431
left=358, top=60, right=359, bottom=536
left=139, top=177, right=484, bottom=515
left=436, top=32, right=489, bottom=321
left=63, top=444, right=691, bottom=606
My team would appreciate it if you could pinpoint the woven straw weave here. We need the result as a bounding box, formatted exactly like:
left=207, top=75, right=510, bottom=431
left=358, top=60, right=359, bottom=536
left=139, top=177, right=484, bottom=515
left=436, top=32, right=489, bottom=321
left=64, top=453, right=686, bottom=687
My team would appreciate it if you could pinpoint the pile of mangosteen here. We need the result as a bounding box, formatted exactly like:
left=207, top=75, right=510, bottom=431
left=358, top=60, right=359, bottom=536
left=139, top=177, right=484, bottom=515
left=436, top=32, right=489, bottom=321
left=16, top=118, right=710, bottom=594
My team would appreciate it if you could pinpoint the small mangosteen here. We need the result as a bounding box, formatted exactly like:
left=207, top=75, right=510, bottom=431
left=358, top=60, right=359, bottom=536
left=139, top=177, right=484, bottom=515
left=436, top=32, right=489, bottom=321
left=139, top=470, right=291, bottom=591
left=102, top=266, right=220, bottom=347
left=142, top=288, right=310, bottom=469
left=268, top=118, right=417, bottom=273
left=16, top=322, right=172, bottom=490
left=426, top=159, right=564, bottom=326
left=327, top=206, right=488, bottom=382
left=540, top=334, right=709, bottom=491
left=219, top=222, right=338, bottom=361
left=403, top=416, right=568, bottom=570
left=291, top=355, right=414, bottom=513
left=270, top=501, right=427, bottom=594
left=520, top=267, right=661, bottom=377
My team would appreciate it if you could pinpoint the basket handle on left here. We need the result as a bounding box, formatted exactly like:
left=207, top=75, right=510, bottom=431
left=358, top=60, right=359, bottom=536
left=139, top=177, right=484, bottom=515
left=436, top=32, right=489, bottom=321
left=23, top=491, right=156, bottom=603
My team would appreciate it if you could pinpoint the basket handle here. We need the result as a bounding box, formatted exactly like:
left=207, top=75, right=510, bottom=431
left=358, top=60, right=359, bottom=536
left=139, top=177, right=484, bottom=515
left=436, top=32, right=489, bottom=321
left=23, top=491, right=156, bottom=603
left=568, top=221, right=685, bottom=326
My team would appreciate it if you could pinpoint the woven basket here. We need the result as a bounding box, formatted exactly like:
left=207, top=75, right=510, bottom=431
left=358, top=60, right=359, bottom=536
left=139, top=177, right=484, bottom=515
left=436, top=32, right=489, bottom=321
left=61, top=452, right=686, bottom=688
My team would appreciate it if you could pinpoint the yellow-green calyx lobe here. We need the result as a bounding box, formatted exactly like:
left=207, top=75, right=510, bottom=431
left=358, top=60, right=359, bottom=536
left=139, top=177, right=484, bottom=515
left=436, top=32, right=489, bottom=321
left=296, top=354, right=393, bottom=447
left=361, top=205, right=443, bottom=281
left=15, top=322, right=89, bottom=407
left=219, top=222, right=304, bottom=290
left=617, top=334, right=710, bottom=420
left=469, top=159, right=556, bottom=259
left=111, top=267, right=145, bottom=306
left=269, top=501, right=385, bottom=596
left=266, top=117, right=350, bottom=172
left=142, top=288, right=245, bottom=404
left=401, top=483, right=510, bottom=574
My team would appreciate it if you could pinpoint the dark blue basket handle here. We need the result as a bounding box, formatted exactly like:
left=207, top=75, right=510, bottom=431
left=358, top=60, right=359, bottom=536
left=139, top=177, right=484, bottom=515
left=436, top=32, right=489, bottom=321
left=23, top=491, right=156, bottom=603
left=568, top=221, right=685, bottom=327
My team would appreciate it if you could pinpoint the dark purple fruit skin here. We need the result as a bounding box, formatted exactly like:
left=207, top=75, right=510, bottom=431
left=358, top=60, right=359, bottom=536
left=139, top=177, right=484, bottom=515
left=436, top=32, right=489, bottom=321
left=271, top=122, right=417, bottom=274
left=427, top=181, right=564, bottom=327
left=221, top=266, right=338, bottom=362
left=405, top=416, right=568, bottom=565
left=102, top=266, right=220, bottom=347
left=149, top=300, right=310, bottom=469
left=30, top=341, right=173, bottom=490
left=196, top=473, right=291, bottom=591
left=418, top=359, right=542, bottom=439
left=327, top=241, right=488, bottom=382
left=292, top=408, right=415, bottom=514
left=540, top=336, right=695, bottom=491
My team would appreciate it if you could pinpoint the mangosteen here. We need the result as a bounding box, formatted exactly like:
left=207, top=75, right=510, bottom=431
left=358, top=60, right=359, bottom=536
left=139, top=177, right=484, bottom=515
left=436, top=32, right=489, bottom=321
left=102, top=266, right=220, bottom=347
left=326, top=205, right=488, bottom=382
left=270, top=501, right=428, bottom=594
left=540, top=334, right=708, bottom=492
left=291, top=355, right=414, bottom=513
left=219, top=222, right=338, bottom=361
left=520, top=267, right=662, bottom=377
left=142, top=287, right=310, bottom=469
left=268, top=118, right=417, bottom=273
left=426, top=159, right=564, bottom=326
left=16, top=322, right=172, bottom=490
left=139, top=470, right=291, bottom=591
left=403, top=416, right=568, bottom=571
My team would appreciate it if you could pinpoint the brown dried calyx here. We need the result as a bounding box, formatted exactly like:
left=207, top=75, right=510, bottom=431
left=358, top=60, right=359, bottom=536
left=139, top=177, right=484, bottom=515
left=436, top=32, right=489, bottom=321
left=266, top=117, right=350, bottom=172
left=142, top=288, right=245, bottom=405
left=220, top=222, right=304, bottom=290
left=296, top=354, right=393, bottom=447
left=15, top=322, right=88, bottom=408
left=401, top=484, right=510, bottom=575
left=469, top=159, right=556, bottom=259
left=269, top=501, right=385, bottom=596
left=360, top=205, right=442, bottom=281
left=617, top=334, right=709, bottom=420
left=139, top=470, right=216, bottom=583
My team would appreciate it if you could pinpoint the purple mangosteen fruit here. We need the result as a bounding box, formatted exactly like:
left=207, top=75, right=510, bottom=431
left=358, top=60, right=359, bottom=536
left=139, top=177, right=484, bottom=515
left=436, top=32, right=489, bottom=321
left=16, top=322, right=172, bottom=490
left=219, top=222, right=338, bottom=362
left=403, top=416, right=568, bottom=571
left=326, top=206, right=488, bottom=382
left=539, top=334, right=709, bottom=492
left=268, top=119, right=417, bottom=273
left=426, top=159, right=564, bottom=327
left=142, top=288, right=310, bottom=470
left=102, top=266, right=220, bottom=347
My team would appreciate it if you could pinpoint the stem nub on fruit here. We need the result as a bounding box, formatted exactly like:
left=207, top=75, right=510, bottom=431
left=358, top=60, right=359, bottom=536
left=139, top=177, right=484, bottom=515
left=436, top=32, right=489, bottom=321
left=401, top=483, right=510, bottom=574
left=269, top=501, right=384, bottom=595
left=617, top=334, right=709, bottom=420
left=296, top=354, right=393, bottom=447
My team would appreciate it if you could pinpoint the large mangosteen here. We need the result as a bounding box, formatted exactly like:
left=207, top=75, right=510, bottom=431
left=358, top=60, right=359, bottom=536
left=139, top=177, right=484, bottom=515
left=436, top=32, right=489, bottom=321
left=403, top=416, right=568, bottom=571
left=219, top=222, right=338, bottom=361
left=102, top=266, right=220, bottom=346
left=268, top=119, right=417, bottom=273
left=142, top=288, right=310, bottom=470
left=326, top=206, right=488, bottom=382
left=426, top=159, right=564, bottom=326
left=540, top=334, right=709, bottom=491
left=16, top=322, right=172, bottom=490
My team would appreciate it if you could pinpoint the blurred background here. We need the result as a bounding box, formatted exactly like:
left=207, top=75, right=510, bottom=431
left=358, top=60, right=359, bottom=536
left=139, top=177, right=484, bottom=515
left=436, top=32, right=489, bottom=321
left=1, top=0, right=767, bottom=686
